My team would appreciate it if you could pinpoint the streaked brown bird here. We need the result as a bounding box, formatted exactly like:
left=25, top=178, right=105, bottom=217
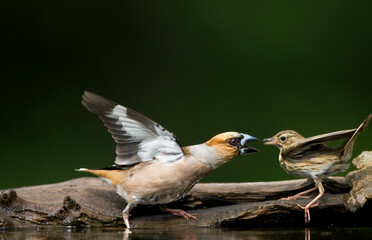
left=263, top=114, right=371, bottom=223
left=76, top=91, right=259, bottom=228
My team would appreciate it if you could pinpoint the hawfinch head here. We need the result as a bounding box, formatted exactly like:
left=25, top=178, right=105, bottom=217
left=206, top=132, right=259, bottom=163
left=263, top=130, right=304, bottom=149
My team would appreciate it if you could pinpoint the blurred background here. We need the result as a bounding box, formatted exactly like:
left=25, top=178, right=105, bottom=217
left=1, top=1, right=371, bottom=189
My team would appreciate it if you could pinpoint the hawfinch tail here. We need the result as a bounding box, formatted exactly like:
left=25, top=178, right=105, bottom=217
left=77, top=91, right=259, bottom=228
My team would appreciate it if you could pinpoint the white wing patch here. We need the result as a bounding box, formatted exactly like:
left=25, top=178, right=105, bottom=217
left=107, top=105, right=156, bottom=141
left=139, top=137, right=184, bottom=163
left=82, top=91, right=184, bottom=166
left=107, top=105, right=183, bottom=164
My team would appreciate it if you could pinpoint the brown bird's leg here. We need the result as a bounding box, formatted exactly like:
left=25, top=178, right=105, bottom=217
left=122, top=203, right=136, bottom=229
left=281, top=186, right=318, bottom=200
left=159, top=205, right=198, bottom=220
left=297, top=177, right=324, bottom=223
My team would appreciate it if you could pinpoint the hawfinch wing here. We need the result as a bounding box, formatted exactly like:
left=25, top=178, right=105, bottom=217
left=284, top=129, right=356, bottom=157
left=82, top=91, right=184, bottom=166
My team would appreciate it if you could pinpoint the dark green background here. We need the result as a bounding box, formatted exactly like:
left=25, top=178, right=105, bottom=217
left=1, top=1, right=371, bottom=189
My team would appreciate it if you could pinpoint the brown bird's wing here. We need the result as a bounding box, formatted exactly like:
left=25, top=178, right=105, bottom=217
left=342, top=114, right=372, bottom=151
left=82, top=91, right=184, bottom=166
left=283, top=129, right=357, bottom=158
left=287, top=114, right=372, bottom=155
left=285, top=143, right=331, bottom=161
left=284, top=114, right=372, bottom=160
left=298, top=129, right=357, bottom=146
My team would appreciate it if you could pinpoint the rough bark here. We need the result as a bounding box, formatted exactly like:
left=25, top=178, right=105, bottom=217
left=345, top=151, right=372, bottom=212
left=1, top=151, right=371, bottom=229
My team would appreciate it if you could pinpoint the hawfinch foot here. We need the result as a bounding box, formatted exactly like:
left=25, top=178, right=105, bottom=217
left=160, top=206, right=198, bottom=220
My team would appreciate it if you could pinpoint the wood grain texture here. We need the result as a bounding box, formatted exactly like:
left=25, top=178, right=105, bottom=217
left=1, top=152, right=371, bottom=229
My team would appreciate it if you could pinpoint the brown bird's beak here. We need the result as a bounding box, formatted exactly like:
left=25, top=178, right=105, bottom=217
left=263, top=138, right=277, bottom=145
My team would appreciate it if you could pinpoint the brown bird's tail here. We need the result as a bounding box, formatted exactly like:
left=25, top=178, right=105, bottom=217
left=75, top=168, right=125, bottom=186
left=341, top=114, right=372, bottom=159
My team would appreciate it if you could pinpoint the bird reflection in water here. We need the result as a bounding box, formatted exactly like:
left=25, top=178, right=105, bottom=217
left=305, top=228, right=311, bottom=240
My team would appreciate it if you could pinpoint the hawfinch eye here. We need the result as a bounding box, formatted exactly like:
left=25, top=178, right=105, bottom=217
left=229, top=138, right=239, bottom=146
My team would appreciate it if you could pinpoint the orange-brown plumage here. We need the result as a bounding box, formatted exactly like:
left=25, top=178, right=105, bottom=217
left=79, top=169, right=126, bottom=186
left=205, top=132, right=243, bottom=163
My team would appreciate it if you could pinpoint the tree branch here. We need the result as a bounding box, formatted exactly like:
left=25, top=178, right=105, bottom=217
left=1, top=151, right=371, bottom=228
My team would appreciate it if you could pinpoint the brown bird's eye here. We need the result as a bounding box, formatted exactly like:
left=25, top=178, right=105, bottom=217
left=280, top=136, right=286, bottom=141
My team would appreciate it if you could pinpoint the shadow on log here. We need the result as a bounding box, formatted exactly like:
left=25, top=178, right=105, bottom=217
left=1, top=151, right=371, bottom=229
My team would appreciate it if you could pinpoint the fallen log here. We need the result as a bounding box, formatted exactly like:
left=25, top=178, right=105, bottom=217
left=1, top=151, right=371, bottom=228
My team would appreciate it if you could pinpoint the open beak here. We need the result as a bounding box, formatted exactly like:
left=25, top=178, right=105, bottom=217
left=263, top=137, right=277, bottom=145
left=240, top=133, right=258, bottom=145
left=239, top=133, right=259, bottom=155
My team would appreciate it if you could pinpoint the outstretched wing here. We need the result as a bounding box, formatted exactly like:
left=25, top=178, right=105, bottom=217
left=284, top=129, right=357, bottom=157
left=285, top=114, right=372, bottom=159
left=82, top=91, right=184, bottom=166
left=298, top=129, right=357, bottom=146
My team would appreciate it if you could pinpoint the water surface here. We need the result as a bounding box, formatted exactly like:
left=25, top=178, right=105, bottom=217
left=1, top=227, right=371, bottom=240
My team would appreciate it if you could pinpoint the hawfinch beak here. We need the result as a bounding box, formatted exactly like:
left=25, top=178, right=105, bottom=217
left=239, top=133, right=259, bottom=155
left=263, top=138, right=277, bottom=145
left=240, top=133, right=258, bottom=145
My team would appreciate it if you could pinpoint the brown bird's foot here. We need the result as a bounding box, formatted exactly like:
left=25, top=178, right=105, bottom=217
left=281, top=186, right=318, bottom=201
left=160, top=206, right=198, bottom=221
left=297, top=203, right=320, bottom=223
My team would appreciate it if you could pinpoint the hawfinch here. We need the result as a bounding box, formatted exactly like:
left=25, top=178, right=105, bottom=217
left=263, top=114, right=371, bottom=223
left=77, top=91, right=259, bottom=228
